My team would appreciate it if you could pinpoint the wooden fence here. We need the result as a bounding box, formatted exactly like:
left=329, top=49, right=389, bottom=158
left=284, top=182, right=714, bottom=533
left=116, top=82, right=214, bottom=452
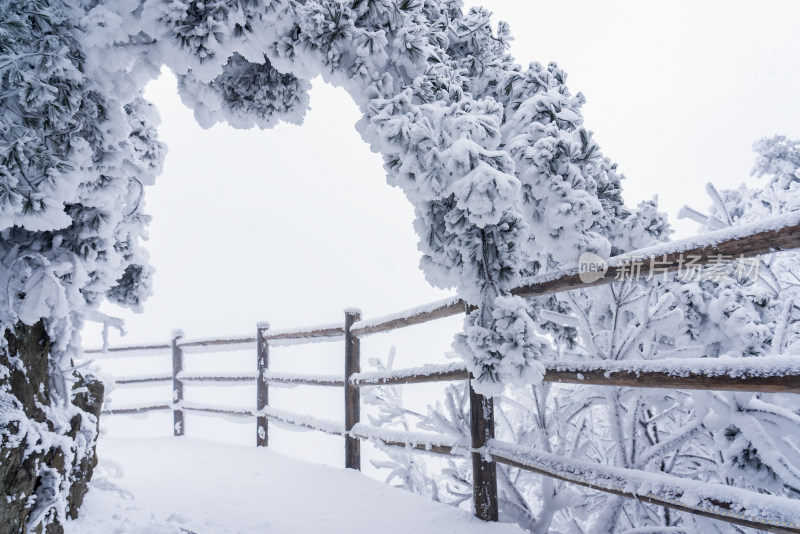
left=86, top=213, right=800, bottom=534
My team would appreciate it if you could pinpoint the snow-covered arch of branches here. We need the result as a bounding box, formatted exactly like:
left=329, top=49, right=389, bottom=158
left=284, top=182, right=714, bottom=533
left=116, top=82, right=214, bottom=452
left=2, top=0, right=664, bottom=394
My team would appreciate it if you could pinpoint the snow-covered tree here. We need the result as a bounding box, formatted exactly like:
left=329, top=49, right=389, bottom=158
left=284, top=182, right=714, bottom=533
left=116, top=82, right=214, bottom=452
left=367, top=137, right=800, bottom=532
left=675, top=135, right=800, bottom=508
left=1, top=0, right=164, bottom=530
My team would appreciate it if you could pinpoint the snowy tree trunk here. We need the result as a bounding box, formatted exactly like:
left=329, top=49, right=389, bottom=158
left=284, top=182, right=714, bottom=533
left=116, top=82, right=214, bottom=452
left=1, top=322, right=104, bottom=533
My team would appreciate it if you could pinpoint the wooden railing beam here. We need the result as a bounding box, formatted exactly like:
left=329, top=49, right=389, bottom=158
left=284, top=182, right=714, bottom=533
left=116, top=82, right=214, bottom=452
left=513, top=218, right=800, bottom=299
left=264, top=375, right=345, bottom=387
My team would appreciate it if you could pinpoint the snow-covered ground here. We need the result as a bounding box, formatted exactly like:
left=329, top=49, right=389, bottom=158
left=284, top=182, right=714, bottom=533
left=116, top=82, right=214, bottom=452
left=67, top=436, right=523, bottom=534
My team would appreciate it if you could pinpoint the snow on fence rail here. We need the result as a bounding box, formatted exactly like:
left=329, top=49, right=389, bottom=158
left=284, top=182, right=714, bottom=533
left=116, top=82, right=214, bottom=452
left=178, top=371, right=257, bottom=383
left=350, top=362, right=470, bottom=386
left=266, top=324, right=344, bottom=342
left=511, top=210, right=800, bottom=300
left=489, top=440, right=800, bottom=534
left=87, top=214, right=800, bottom=532
left=545, top=355, right=800, bottom=393
left=177, top=335, right=255, bottom=350
left=261, top=371, right=345, bottom=387
left=349, top=212, right=800, bottom=337
left=349, top=357, right=800, bottom=393
left=102, top=403, right=172, bottom=415
left=114, top=372, right=172, bottom=386
left=83, top=343, right=171, bottom=358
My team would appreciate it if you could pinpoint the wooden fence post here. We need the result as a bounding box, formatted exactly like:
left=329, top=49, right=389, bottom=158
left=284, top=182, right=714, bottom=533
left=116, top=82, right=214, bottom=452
left=171, top=329, right=185, bottom=437
left=344, top=308, right=362, bottom=470
left=256, top=322, right=270, bottom=447
left=470, top=377, right=499, bottom=521
left=465, top=301, right=498, bottom=522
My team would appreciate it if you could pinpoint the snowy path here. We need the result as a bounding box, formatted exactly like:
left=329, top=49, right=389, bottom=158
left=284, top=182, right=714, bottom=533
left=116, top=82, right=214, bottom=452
left=67, top=437, right=524, bottom=534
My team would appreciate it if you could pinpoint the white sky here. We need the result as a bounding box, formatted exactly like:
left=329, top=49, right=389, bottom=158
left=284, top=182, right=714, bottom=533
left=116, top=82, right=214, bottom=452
left=85, top=0, right=800, bottom=353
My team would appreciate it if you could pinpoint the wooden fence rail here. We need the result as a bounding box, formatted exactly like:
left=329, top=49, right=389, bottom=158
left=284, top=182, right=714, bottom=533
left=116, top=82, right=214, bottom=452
left=86, top=212, right=800, bottom=533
